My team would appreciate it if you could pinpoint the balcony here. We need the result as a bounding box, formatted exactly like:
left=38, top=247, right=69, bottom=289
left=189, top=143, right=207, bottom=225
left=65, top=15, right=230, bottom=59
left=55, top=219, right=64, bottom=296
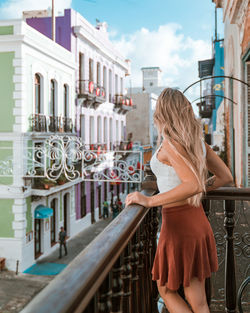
left=197, top=101, right=213, bottom=119
left=113, top=140, right=133, bottom=151
left=77, top=80, right=106, bottom=109
left=30, top=114, right=73, bottom=133
left=114, top=94, right=135, bottom=114
left=22, top=166, right=249, bottom=313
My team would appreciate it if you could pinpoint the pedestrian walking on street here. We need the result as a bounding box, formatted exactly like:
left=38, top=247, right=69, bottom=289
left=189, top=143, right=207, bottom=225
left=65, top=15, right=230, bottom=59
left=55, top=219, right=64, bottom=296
left=125, top=88, right=233, bottom=313
left=111, top=200, right=119, bottom=219
left=117, top=199, right=123, bottom=212
left=103, top=201, right=109, bottom=219
left=58, top=226, right=68, bottom=259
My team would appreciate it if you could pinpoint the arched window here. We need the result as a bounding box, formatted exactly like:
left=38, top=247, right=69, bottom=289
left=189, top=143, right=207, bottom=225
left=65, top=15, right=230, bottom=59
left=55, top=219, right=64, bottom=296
left=50, top=79, right=57, bottom=116
left=64, top=84, right=69, bottom=117
left=121, top=120, right=124, bottom=140
left=35, top=74, right=41, bottom=114
left=97, top=62, right=101, bottom=86
left=116, top=120, right=119, bottom=141
left=89, top=116, right=94, bottom=144
left=104, top=117, right=108, bottom=143
left=97, top=116, right=102, bottom=143
left=81, top=114, right=85, bottom=141
left=109, top=69, right=112, bottom=102
left=109, top=118, right=113, bottom=143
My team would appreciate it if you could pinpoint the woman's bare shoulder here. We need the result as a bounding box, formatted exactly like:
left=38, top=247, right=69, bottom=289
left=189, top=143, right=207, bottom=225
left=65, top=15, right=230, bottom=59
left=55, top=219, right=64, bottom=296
left=161, top=138, right=189, bottom=160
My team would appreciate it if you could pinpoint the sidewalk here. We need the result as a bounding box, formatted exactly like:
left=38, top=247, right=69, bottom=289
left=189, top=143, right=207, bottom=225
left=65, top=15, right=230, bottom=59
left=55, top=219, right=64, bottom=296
left=0, top=217, right=112, bottom=313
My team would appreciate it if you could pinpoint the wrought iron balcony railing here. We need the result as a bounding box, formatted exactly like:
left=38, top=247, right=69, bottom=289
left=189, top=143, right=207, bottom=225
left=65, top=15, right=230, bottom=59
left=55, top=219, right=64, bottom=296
left=30, top=114, right=73, bottom=133
left=114, top=95, right=135, bottom=114
left=113, top=140, right=133, bottom=151
left=21, top=168, right=250, bottom=313
left=30, top=114, right=47, bottom=132
left=62, top=117, right=73, bottom=133
left=77, top=80, right=106, bottom=108
left=197, top=101, right=213, bottom=119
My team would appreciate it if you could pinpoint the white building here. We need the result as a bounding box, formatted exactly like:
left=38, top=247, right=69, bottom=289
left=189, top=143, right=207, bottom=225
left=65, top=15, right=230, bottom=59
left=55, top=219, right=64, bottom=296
left=0, top=19, right=79, bottom=271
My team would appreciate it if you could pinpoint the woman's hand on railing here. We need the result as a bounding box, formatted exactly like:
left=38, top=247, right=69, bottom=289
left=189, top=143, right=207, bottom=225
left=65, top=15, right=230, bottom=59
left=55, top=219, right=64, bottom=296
left=125, top=191, right=151, bottom=208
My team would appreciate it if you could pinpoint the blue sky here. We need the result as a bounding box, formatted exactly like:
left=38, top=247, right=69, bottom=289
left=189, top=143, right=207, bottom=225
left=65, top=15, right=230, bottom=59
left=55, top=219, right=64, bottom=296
left=0, top=0, right=224, bottom=102
left=72, top=0, right=223, bottom=41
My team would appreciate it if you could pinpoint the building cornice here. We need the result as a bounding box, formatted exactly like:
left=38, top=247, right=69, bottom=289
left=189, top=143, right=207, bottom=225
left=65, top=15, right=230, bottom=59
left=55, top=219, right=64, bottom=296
left=224, top=0, right=248, bottom=25
left=73, top=25, right=129, bottom=72
left=0, top=20, right=76, bottom=70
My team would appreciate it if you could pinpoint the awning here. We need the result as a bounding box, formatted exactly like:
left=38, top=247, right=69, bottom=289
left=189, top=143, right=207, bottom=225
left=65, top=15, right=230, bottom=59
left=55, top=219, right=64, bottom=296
left=35, top=205, right=53, bottom=219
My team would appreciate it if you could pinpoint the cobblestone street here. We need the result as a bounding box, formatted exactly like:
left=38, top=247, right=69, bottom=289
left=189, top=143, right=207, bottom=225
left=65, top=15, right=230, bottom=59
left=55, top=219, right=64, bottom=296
left=0, top=217, right=112, bottom=313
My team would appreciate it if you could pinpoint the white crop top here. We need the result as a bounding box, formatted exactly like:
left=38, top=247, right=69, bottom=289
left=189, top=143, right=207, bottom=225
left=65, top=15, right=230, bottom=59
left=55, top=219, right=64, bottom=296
left=150, top=141, right=206, bottom=194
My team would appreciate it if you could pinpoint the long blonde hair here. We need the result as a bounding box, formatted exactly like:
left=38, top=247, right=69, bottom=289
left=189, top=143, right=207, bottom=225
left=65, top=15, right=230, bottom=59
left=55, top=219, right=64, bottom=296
left=153, top=88, right=207, bottom=207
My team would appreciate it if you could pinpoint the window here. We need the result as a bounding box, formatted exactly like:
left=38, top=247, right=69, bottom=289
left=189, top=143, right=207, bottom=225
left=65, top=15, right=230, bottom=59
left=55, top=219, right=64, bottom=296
left=89, top=59, right=94, bottom=82
left=35, top=74, right=41, bottom=114
left=109, top=69, right=112, bottom=102
left=115, top=74, right=118, bottom=95
left=116, top=120, right=119, bottom=141
left=81, top=114, right=85, bottom=141
left=120, top=77, right=123, bottom=95
left=79, top=53, right=85, bottom=81
left=109, top=118, right=113, bottom=143
left=104, top=117, right=108, bottom=143
left=103, top=66, right=107, bottom=91
left=89, top=116, right=94, bottom=144
left=97, top=116, right=102, bottom=143
left=121, top=121, right=124, bottom=140
left=50, top=79, right=57, bottom=116
left=64, top=84, right=69, bottom=117
left=97, top=62, right=101, bottom=86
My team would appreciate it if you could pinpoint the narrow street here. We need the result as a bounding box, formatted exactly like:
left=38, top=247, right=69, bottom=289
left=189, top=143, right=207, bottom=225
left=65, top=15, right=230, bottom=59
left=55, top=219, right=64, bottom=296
left=0, top=217, right=112, bottom=313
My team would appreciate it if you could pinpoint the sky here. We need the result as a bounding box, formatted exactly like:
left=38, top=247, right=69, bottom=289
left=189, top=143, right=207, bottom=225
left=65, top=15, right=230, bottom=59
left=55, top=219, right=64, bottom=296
left=0, top=0, right=224, bottom=105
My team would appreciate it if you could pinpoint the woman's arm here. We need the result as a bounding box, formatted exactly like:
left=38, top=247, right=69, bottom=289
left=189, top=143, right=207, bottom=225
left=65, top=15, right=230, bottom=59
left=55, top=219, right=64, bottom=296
left=125, top=139, right=202, bottom=208
left=204, top=143, right=234, bottom=191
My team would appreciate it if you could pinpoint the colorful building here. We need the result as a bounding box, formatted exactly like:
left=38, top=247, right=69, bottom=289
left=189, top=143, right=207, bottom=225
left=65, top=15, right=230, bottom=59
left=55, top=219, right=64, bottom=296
left=25, top=8, right=134, bottom=228
left=0, top=8, right=134, bottom=271
left=0, top=19, right=76, bottom=271
left=213, top=0, right=250, bottom=186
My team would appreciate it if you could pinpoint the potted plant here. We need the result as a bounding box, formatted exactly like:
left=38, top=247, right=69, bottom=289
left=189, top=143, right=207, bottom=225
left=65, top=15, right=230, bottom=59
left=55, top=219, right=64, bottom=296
left=41, top=177, right=56, bottom=190
left=58, top=174, right=67, bottom=185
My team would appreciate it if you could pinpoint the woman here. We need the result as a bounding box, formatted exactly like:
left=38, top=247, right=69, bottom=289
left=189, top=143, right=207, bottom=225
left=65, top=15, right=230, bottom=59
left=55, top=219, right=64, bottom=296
left=125, top=88, right=233, bottom=313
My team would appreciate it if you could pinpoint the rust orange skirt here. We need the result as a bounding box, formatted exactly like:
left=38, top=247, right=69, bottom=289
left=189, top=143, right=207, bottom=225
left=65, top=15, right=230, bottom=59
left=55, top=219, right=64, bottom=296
left=151, top=203, right=218, bottom=291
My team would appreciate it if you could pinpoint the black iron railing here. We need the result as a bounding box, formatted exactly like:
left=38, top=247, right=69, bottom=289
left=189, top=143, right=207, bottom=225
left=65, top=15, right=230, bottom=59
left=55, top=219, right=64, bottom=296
left=203, top=188, right=250, bottom=313
left=77, top=80, right=106, bottom=100
left=114, top=95, right=134, bottom=114
left=22, top=166, right=159, bottom=313
left=197, top=101, right=213, bottom=119
left=30, top=115, right=73, bottom=133
left=30, top=114, right=47, bottom=132
left=21, top=175, right=250, bottom=313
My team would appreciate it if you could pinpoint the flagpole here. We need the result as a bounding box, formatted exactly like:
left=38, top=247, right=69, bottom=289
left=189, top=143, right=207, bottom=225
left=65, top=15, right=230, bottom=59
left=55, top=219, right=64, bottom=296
left=52, top=0, right=55, bottom=41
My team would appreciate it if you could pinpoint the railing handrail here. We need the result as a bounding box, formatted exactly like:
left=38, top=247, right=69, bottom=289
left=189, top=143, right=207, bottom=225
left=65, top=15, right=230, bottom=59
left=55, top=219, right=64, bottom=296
left=204, top=187, right=250, bottom=200
left=21, top=188, right=156, bottom=313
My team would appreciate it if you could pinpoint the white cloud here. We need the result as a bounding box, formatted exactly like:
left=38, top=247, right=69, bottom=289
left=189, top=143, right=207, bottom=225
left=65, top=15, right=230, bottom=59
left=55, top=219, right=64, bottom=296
left=112, top=23, right=211, bottom=107
left=0, top=0, right=72, bottom=19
